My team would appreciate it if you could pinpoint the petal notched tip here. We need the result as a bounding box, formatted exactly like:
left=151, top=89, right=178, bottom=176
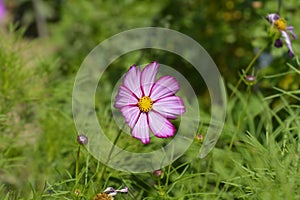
left=154, top=122, right=176, bottom=139
left=141, top=137, right=150, bottom=144
left=132, top=135, right=150, bottom=144
left=149, top=61, right=159, bottom=67
left=144, top=61, right=159, bottom=71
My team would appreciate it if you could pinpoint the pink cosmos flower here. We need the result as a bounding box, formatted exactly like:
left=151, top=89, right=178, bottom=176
left=114, top=61, right=185, bottom=144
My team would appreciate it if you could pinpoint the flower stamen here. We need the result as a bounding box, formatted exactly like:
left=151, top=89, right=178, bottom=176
left=274, top=18, right=287, bottom=31
left=137, top=96, right=153, bottom=112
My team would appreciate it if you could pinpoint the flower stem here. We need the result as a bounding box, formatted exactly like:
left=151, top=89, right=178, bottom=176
left=214, top=84, right=254, bottom=193
left=229, top=44, right=267, bottom=99
left=75, top=145, right=80, bottom=184
left=215, top=53, right=260, bottom=192
left=278, top=0, right=282, bottom=14
left=98, top=126, right=123, bottom=183
left=85, top=153, right=90, bottom=185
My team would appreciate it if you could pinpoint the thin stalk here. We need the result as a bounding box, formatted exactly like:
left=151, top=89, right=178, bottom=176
left=85, top=153, right=90, bottom=185
left=203, top=155, right=212, bottom=200
left=278, top=0, right=282, bottom=14
left=214, top=84, right=254, bottom=193
left=157, top=178, right=163, bottom=196
left=98, top=126, right=123, bottom=183
left=229, top=44, right=268, bottom=99
left=75, top=145, right=80, bottom=184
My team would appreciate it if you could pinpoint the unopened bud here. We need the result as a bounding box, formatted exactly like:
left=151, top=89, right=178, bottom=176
left=245, top=75, right=257, bottom=86
left=77, top=134, right=88, bottom=145
left=153, top=169, right=163, bottom=178
left=195, top=134, right=204, bottom=142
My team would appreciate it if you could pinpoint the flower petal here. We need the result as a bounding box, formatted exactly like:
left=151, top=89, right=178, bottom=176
left=274, top=38, right=283, bottom=48
left=288, top=50, right=295, bottom=58
left=150, top=76, right=180, bottom=101
left=114, top=85, right=138, bottom=108
left=123, top=65, right=142, bottom=98
left=152, top=96, right=185, bottom=119
left=148, top=111, right=176, bottom=138
left=266, top=13, right=280, bottom=24
left=132, top=112, right=150, bottom=144
left=281, top=30, right=295, bottom=57
left=141, top=61, right=159, bottom=96
left=287, top=26, right=297, bottom=39
left=120, top=106, right=140, bottom=128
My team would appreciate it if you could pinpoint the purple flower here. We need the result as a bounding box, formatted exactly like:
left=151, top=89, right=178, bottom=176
left=0, top=0, right=6, bottom=21
left=114, top=61, right=185, bottom=144
left=266, top=13, right=297, bottom=58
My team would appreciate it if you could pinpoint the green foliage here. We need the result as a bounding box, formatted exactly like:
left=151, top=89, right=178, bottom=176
left=1, top=0, right=300, bottom=199
left=50, top=0, right=168, bottom=75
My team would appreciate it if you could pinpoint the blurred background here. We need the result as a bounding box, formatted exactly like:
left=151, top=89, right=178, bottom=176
left=0, top=0, right=299, bottom=198
left=1, top=0, right=300, bottom=91
left=1, top=0, right=299, bottom=75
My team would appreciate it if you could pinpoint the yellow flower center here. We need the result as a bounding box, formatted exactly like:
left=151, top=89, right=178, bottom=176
left=274, top=18, right=286, bottom=31
left=137, top=96, right=153, bottom=113
left=93, top=192, right=114, bottom=200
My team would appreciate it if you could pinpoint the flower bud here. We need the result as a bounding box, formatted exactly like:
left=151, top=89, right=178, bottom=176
left=245, top=75, right=257, bottom=86
left=245, top=75, right=256, bottom=82
left=77, top=134, right=88, bottom=145
left=153, top=169, right=164, bottom=178
left=74, top=189, right=81, bottom=196
left=195, top=134, right=204, bottom=142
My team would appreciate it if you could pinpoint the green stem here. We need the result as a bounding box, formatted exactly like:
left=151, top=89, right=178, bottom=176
left=229, top=45, right=268, bottom=99
left=215, top=79, right=256, bottom=193
left=75, top=145, right=80, bottom=184
left=98, top=126, right=123, bottom=183
left=203, top=154, right=212, bottom=199
left=214, top=96, right=249, bottom=193
left=278, top=0, right=282, bottom=14
left=157, top=178, right=162, bottom=195
left=165, top=144, right=176, bottom=190
left=85, top=153, right=90, bottom=185
left=228, top=84, right=253, bottom=160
